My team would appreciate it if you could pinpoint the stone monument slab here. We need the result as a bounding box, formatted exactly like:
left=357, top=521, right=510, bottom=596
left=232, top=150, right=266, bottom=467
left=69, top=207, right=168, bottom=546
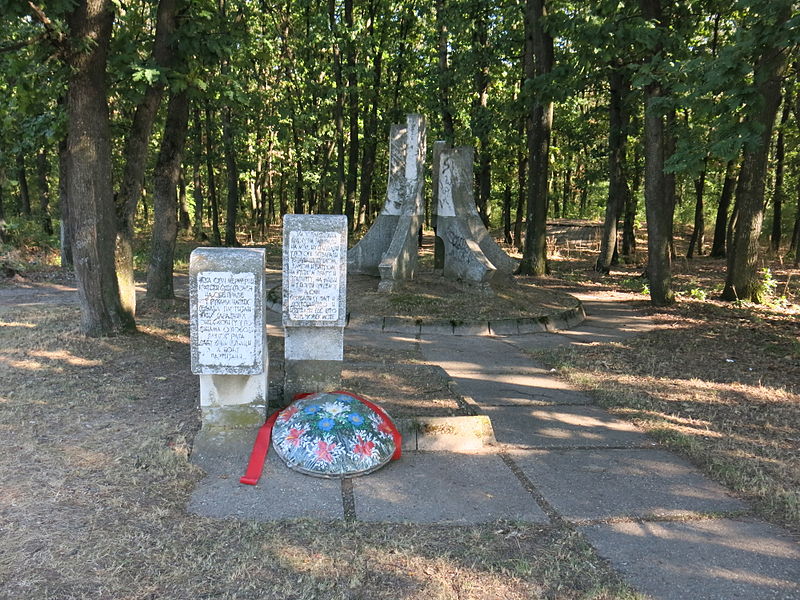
left=283, top=214, right=348, bottom=402
left=190, top=247, right=268, bottom=428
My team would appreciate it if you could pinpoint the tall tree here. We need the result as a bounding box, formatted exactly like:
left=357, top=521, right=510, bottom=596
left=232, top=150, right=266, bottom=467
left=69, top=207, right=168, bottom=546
left=518, top=0, right=553, bottom=276
left=146, top=85, right=190, bottom=298
left=596, top=63, right=631, bottom=273
left=723, top=2, right=793, bottom=302
left=639, top=0, right=675, bottom=306
left=115, top=0, right=178, bottom=318
left=63, top=0, right=134, bottom=335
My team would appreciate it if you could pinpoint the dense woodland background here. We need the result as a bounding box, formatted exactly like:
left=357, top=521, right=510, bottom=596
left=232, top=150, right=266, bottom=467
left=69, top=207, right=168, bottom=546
left=0, top=0, right=798, bottom=335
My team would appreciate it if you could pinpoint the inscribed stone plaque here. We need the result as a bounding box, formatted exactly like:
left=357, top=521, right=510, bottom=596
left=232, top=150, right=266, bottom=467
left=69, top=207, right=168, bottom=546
left=196, top=271, right=257, bottom=366
left=282, top=214, right=347, bottom=327
left=190, top=247, right=266, bottom=375
left=285, top=231, right=341, bottom=321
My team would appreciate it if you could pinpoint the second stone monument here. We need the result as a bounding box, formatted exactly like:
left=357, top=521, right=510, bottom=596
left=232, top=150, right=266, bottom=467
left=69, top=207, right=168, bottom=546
left=282, top=214, right=348, bottom=403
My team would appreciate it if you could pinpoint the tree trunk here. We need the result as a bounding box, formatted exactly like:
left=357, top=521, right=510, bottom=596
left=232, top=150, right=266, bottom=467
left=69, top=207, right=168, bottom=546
left=710, top=159, right=735, bottom=257
left=358, top=20, right=383, bottom=231
left=0, top=167, right=5, bottom=222
left=596, top=65, right=629, bottom=273
left=191, top=105, right=205, bottom=240
left=146, top=87, right=189, bottom=299
left=344, top=0, right=358, bottom=228
left=639, top=0, right=674, bottom=306
left=17, top=153, right=31, bottom=217
left=115, top=0, right=177, bottom=316
left=328, top=0, right=346, bottom=215
left=204, top=104, right=221, bottom=245
left=436, top=0, right=455, bottom=144
left=473, top=0, right=491, bottom=227
left=770, top=91, right=791, bottom=253
left=66, top=0, right=134, bottom=336
left=687, top=160, right=707, bottom=259
left=36, top=148, right=54, bottom=236
left=723, top=5, right=790, bottom=302
left=513, top=143, right=526, bottom=250
left=518, top=0, right=553, bottom=276
left=222, top=106, right=239, bottom=246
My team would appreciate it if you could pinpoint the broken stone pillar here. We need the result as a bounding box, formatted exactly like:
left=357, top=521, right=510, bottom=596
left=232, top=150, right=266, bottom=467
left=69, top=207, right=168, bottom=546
left=190, top=247, right=268, bottom=428
left=347, top=124, right=407, bottom=277
left=436, top=146, right=518, bottom=283
left=377, top=113, right=426, bottom=291
left=348, top=113, right=426, bottom=292
left=282, top=214, right=348, bottom=403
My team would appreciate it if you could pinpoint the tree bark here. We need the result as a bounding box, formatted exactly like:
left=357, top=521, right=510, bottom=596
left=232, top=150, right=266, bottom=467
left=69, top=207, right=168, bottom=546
left=596, top=65, right=629, bottom=273
left=723, top=5, right=791, bottom=302
left=518, top=0, right=553, bottom=276
left=65, top=0, right=134, bottom=336
left=191, top=105, right=205, bottom=240
left=329, top=0, right=346, bottom=215
left=473, top=0, right=492, bottom=227
left=115, top=0, right=177, bottom=317
left=146, top=88, right=189, bottom=299
left=357, top=9, right=384, bottom=231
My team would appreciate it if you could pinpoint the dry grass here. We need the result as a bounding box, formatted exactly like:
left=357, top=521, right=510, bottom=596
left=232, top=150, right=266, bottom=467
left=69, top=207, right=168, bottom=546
left=0, top=301, right=640, bottom=600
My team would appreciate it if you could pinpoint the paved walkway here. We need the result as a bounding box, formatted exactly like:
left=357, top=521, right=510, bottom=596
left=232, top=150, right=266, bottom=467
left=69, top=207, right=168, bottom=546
left=191, top=291, right=799, bottom=600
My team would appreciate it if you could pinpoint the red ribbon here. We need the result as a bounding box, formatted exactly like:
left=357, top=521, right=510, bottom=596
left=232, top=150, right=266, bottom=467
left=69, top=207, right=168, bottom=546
left=239, top=391, right=401, bottom=486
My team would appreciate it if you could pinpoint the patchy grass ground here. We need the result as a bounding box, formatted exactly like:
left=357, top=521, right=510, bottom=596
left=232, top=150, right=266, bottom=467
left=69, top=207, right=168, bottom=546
left=0, top=300, right=639, bottom=600
left=536, top=238, right=800, bottom=537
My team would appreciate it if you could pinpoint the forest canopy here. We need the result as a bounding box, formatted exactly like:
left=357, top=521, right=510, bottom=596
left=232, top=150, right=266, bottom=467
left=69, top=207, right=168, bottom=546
left=0, top=0, right=799, bottom=335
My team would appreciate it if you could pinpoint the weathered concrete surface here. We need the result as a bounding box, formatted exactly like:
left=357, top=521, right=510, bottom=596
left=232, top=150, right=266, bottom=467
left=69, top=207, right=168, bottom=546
left=581, top=518, right=800, bottom=600
left=508, top=448, right=747, bottom=521
left=481, top=404, right=651, bottom=448
left=351, top=451, right=548, bottom=524
left=189, top=428, right=344, bottom=520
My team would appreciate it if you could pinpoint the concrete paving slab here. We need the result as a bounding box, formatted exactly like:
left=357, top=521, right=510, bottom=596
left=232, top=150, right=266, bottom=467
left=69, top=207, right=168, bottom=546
left=189, top=429, right=344, bottom=520
left=352, top=451, right=548, bottom=524
left=509, top=448, right=747, bottom=521
left=345, top=330, right=419, bottom=353
left=420, top=335, right=535, bottom=373
left=450, top=374, right=591, bottom=406
left=483, top=404, right=652, bottom=448
left=580, top=518, right=800, bottom=600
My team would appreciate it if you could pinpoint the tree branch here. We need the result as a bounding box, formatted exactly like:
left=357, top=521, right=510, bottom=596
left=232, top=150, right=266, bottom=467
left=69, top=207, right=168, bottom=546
left=27, top=1, right=66, bottom=49
left=0, top=34, right=45, bottom=54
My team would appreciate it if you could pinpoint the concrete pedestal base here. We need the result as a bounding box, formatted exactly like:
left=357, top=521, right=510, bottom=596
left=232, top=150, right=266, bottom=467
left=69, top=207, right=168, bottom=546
left=199, top=373, right=268, bottom=427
